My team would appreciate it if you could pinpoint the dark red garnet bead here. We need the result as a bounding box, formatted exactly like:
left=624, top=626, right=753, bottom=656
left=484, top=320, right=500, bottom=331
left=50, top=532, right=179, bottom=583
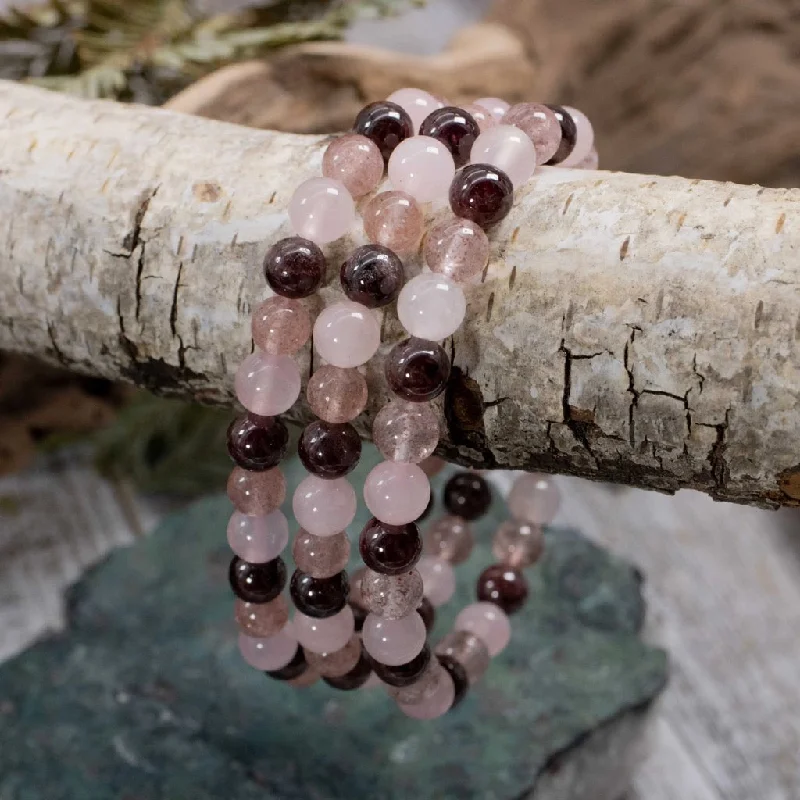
left=324, top=650, right=373, bottom=690
left=385, top=337, right=451, bottom=403
left=443, top=471, right=492, bottom=521
left=298, top=420, right=362, bottom=479
left=340, top=244, right=405, bottom=309
left=227, top=413, right=289, bottom=472
left=353, top=101, right=413, bottom=162
left=476, top=563, right=529, bottom=615
left=419, top=106, right=480, bottom=167
left=289, top=569, right=350, bottom=619
left=228, top=556, right=286, bottom=604
left=359, top=517, right=423, bottom=576
left=545, top=105, right=578, bottom=165
left=263, top=236, right=325, bottom=299
left=449, top=163, right=514, bottom=228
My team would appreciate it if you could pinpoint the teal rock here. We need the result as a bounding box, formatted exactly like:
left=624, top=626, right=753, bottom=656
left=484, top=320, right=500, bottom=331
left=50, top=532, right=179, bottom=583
left=0, top=448, right=667, bottom=800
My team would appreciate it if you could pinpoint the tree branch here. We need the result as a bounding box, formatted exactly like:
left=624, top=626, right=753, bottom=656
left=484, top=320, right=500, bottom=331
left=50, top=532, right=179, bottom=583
left=1, top=81, right=798, bottom=507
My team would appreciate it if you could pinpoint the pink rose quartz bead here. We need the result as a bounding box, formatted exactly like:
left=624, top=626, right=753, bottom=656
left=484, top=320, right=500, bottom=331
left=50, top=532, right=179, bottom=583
left=492, top=520, right=545, bottom=568
left=455, top=601, right=511, bottom=657
left=474, top=97, right=510, bottom=121
left=424, top=217, right=489, bottom=284
left=416, top=555, right=456, bottom=607
left=235, top=596, right=289, bottom=638
left=507, top=473, right=561, bottom=525
left=293, top=475, right=357, bottom=537
left=364, top=461, right=430, bottom=525
left=360, top=568, right=424, bottom=620
left=462, top=103, right=497, bottom=132
left=294, top=606, right=355, bottom=654
left=313, top=301, right=381, bottom=368
left=292, top=529, right=351, bottom=578
left=424, top=515, right=474, bottom=564
left=373, top=399, right=439, bottom=463
left=238, top=626, right=297, bottom=671
left=388, top=136, right=456, bottom=203
left=397, top=273, right=466, bottom=341
left=235, top=352, right=301, bottom=416
left=363, top=191, right=424, bottom=254
left=307, top=366, right=368, bottom=423
left=227, top=467, right=286, bottom=516
left=288, top=176, right=355, bottom=245
left=471, top=124, right=537, bottom=187
left=387, top=87, right=442, bottom=131
left=322, top=133, right=384, bottom=198
left=362, top=611, right=426, bottom=666
left=575, top=147, right=599, bottom=170
left=251, top=297, right=311, bottom=356
left=227, top=509, right=289, bottom=562
left=398, top=669, right=455, bottom=719
left=305, top=634, right=362, bottom=678
left=560, top=106, right=595, bottom=167
left=503, top=102, right=562, bottom=164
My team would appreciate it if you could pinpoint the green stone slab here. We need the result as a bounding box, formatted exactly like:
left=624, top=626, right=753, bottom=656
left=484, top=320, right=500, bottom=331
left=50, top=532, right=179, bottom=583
left=0, top=448, right=667, bottom=800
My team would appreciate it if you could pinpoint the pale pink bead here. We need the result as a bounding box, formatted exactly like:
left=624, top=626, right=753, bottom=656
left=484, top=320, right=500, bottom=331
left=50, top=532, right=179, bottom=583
left=307, top=366, right=368, bottom=423
left=462, top=103, right=498, bottom=132
left=503, top=102, right=562, bottom=164
left=322, top=133, right=384, bottom=198
left=238, top=627, right=297, bottom=671
left=288, top=176, right=355, bottom=245
left=292, top=530, right=350, bottom=578
left=575, top=147, right=599, bottom=170
left=293, top=475, right=356, bottom=537
left=424, top=515, right=474, bottom=564
left=235, top=352, right=301, bottom=416
left=305, top=634, right=362, bottom=678
left=364, top=461, right=430, bottom=525
left=560, top=106, right=595, bottom=167
left=455, top=601, right=511, bottom=657
left=362, top=611, right=426, bottom=666
left=360, top=568, right=424, bottom=620
left=507, top=472, right=561, bottom=525
left=398, top=669, right=455, bottom=719
left=251, top=297, right=311, bottom=356
left=388, top=136, right=455, bottom=203
left=227, top=509, right=289, bottom=562
left=471, top=124, right=537, bottom=187
left=235, top=596, right=289, bottom=638
left=474, top=97, right=510, bottom=121
left=313, top=301, right=381, bottom=368
left=397, top=273, right=466, bottom=340
left=492, top=520, right=544, bottom=568
left=363, top=191, right=424, bottom=254
left=424, top=217, right=489, bottom=284
left=387, top=87, right=442, bottom=131
left=373, top=399, right=439, bottom=463
left=294, top=606, right=354, bottom=654
left=227, top=467, right=286, bottom=516
left=416, top=555, right=456, bottom=607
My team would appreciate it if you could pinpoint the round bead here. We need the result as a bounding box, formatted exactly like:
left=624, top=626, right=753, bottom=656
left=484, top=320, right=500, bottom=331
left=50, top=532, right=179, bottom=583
left=292, top=530, right=351, bottom=579
left=227, top=509, right=289, bottom=563
left=292, top=475, right=356, bottom=537
left=576, top=147, right=599, bottom=170
left=238, top=628, right=297, bottom=671
left=492, top=520, right=544, bottom=568
left=322, top=133, right=384, bottom=198
left=298, top=421, right=362, bottom=479
left=370, top=643, right=431, bottom=687
left=417, top=596, right=436, bottom=632
left=435, top=629, right=490, bottom=685
left=436, top=654, right=469, bottom=708
left=227, top=414, right=289, bottom=472
left=359, top=517, right=423, bottom=576
left=251, top=297, right=311, bottom=356
left=560, top=106, right=595, bottom=167
left=235, top=596, right=289, bottom=638
left=417, top=493, right=435, bottom=522
left=287, top=667, right=319, bottom=687
left=228, top=556, right=287, bottom=604
left=454, top=602, right=511, bottom=657
left=508, top=472, right=561, bottom=525
left=294, top=606, right=355, bottom=655
left=397, top=273, right=466, bottom=341
left=235, top=352, right=301, bottom=417
left=373, top=400, right=439, bottom=463
left=360, top=568, right=424, bottom=619
left=545, top=105, right=578, bottom=165
left=462, top=103, right=497, bottom=132
left=353, top=100, right=413, bottom=162
left=385, top=337, right=451, bottom=402
left=443, top=472, right=492, bottom=521
left=307, top=366, right=367, bottom=424
left=477, top=563, right=529, bottom=615
left=364, top=461, right=430, bottom=526
left=474, top=97, right=510, bottom=120
left=424, top=217, right=489, bottom=284
left=471, top=124, right=537, bottom=187
left=419, top=455, right=447, bottom=478
left=362, top=611, right=426, bottom=666
left=288, top=177, right=355, bottom=245
left=313, top=301, right=381, bottom=368
left=424, top=515, right=474, bottom=564
left=305, top=634, right=362, bottom=678
left=398, top=669, right=455, bottom=719
left=416, top=556, right=456, bottom=607
left=263, top=236, right=325, bottom=299
left=290, top=569, right=350, bottom=619
left=504, top=102, right=562, bottom=164
left=386, top=87, right=442, bottom=132
left=419, top=106, right=480, bottom=167
left=340, top=244, right=405, bottom=309
left=227, top=466, right=286, bottom=516
left=266, top=645, right=309, bottom=681
left=388, top=136, right=456, bottom=203
left=323, top=651, right=373, bottom=690
left=449, top=164, right=514, bottom=228
left=363, top=190, right=424, bottom=255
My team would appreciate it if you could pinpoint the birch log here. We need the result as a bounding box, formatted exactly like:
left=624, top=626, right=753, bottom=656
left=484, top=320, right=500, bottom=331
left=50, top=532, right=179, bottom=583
left=0, top=82, right=798, bottom=507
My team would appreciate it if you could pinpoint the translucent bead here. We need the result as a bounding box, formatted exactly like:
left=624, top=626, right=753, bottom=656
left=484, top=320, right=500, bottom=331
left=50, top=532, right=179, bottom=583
left=424, top=217, right=489, bottom=284
left=227, top=466, right=286, bottom=516
left=353, top=101, right=413, bottom=162
left=560, top=106, right=595, bottom=167
left=288, top=177, right=355, bottom=245
left=397, top=668, right=455, bottom=719
left=229, top=555, right=286, bottom=604
left=503, top=103, right=562, bottom=164
left=544, top=105, right=577, bottom=165
left=386, top=87, right=442, bottom=131
left=363, top=191, right=423, bottom=255
left=292, top=475, right=356, bottom=537
left=292, top=529, right=350, bottom=578
left=238, top=627, right=298, bottom=671
left=348, top=565, right=369, bottom=608
left=385, top=337, right=451, bottom=403
left=251, top=297, right=311, bottom=355
left=263, top=236, right=325, bottom=299
left=313, top=301, right=381, bottom=368
left=362, top=611, right=426, bottom=666
left=443, top=472, right=492, bottom=521
left=416, top=555, right=456, bottom=607
left=435, top=629, right=490, bottom=685
left=227, top=413, right=288, bottom=472
left=290, top=569, right=349, bottom=619
left=476, top=564, right=529, bottom=615
left=575, top=147, right=599, bottom=170
left=419, top=106, right=480, bottom=167
left=235, top=352, right=301, bottom=416
left=373, top=399, right=439, bottom=463
left=305, top=634, right=362, bottom=678
left=364, top=461, right=430, bottom=525
left=449, top=164, right=514, bottom=228
left=235, top=595, right=289, bottom=638
left=436, top=654, right=469, bottom=708
left=492, top=520, right=544, bottom=568
left=454, top=601, right=511, bottom=657
left=462, top=103, right=497, bottom=132
left=372, top=643, right=431, bottom=687
left=227, top=509, right=289, bottom=562
left=387, top=658, right=445, bottom=704
left=359, top=518, right=422, bottom=576
left=306, top=366, right=368, bottom=423
left=322, top=133, right=384, bottom=198
left=424, top=515, right=474, bottom=564
left=340, top=244, right=405, bottom=309
left=294, top=607, right=355, bottom=655
left=388, top=135, right=456, bottom=203
left=474, top=97, right=510, bottom=120
left=507, top=472, right=561, bottom=525
left=471, top=124, right=537, bottom=187
left=397, top=273, right=466, bottom=341
left=298, top=420, right=362, bottom=479
left=360, top=568, right=424, bottom=619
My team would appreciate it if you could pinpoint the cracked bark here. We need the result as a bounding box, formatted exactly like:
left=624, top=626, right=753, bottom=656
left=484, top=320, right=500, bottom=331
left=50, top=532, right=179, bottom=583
left=1, top=82, right=799, bottom=507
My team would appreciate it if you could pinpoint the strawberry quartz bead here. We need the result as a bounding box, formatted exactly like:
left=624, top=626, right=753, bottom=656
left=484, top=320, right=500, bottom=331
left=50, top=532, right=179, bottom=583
left=373, top=399, right=439, bottom=463
left=397, top=669, right=455, bottom=719
left=251, top=297, right=311, bottom=356
left=227, top=466, right=286, bottom=516
left=354, top=100, right=413, bottom=162
left=455, top=602, right=511, bottom=657
left=545, top=104, right=578, bottom=165
left=322, top=133, right=384, bottom=198
left=292, top=530, right=350, bottom=579
left=340, top=244, right=405, bottom=309
left=306, top=366, right=368, bottom=424
left=227, top=414, right=288, bottom=472
left=305, top=634, right=362, bottom=678
left=419, top=106, right=480, bottom=167
left=462, top=103, right=497, bottom=132
left=363, top=191, right=424, bottom=255
left=424, top=217, right=489, bottom=284
left=385, top=337, right=451, bottom=403
left=504, top=102, right=562, bottom=164
left=507, top=472, right=561, bottom=525
left=449, top=164, right=514, bottom=229
left=492, top=520, right=544, bottom=568
left=235, top=596, right=289, bottom=638
left=360, top=568, right=424, bottom=620
left=424, top=515, right=474, bottom=564
left=263, top=236, right=325, bottom=299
